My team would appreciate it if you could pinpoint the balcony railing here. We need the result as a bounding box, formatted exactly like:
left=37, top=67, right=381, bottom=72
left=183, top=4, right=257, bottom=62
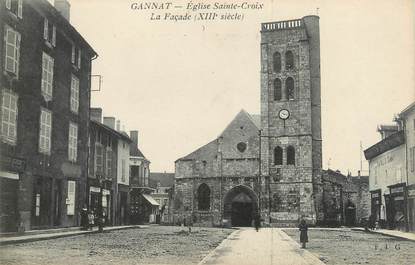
left=261, top=19, right=303, bottom=32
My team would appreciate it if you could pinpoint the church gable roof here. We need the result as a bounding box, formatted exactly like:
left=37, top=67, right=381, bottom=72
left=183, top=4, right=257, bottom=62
left=219, top=109, right=260, bottom=136
left=176, top=109, right=260, bottom=162
left=176, top=139, right=218, bottom=161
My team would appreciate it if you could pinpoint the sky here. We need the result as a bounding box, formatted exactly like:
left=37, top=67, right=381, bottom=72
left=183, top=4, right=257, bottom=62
left=59, top=0, right=414, bottom=174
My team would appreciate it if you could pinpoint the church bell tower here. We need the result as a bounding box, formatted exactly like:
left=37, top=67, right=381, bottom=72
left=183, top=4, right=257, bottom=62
left=260, top=16, right=322, bottom=225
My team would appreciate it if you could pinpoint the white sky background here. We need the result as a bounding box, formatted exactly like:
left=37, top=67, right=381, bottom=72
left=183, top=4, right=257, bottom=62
left=61, top=0, right=414, bottom=174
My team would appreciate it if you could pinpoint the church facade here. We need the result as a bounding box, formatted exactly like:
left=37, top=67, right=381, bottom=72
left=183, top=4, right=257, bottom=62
left=173, top=16, right=322, bottom=227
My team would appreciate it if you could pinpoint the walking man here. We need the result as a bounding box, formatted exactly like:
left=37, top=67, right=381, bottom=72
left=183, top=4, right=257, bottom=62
left=299, top=217, right=308, bottom=248
left=254, top=214, right=261, bottom=232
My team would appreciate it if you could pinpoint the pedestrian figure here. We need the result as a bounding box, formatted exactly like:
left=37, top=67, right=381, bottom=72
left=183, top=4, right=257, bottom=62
left=187, top=215, right=193, bottom=233
left=254, top=214, right=261, bottom=232
left=299, top=218, right=308, bottom=249
left=88, top=210, right=95, bottom=231
left=80, top=206, right=88, bottom=230
left=368, top=214, right=376, bottom=230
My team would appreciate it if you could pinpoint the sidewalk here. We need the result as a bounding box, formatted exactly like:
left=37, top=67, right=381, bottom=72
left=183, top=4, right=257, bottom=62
left=0, top=225, right=145, bottom=246
left=352, top=227, right=415, bottom=241
left=198, top=228, right=324, bottom=265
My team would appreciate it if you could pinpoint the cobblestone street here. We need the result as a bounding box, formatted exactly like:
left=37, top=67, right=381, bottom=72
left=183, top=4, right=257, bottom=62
left=283, top=229, right=415, bottom=265
left=0, top=226, right=232, bottom=265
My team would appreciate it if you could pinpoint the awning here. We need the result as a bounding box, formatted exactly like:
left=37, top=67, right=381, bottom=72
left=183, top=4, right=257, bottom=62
left=142, top=194, right=160, bottom=206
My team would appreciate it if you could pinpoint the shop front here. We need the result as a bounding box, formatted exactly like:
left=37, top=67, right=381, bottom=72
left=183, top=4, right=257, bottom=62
left=0, top=156, right=25, bottom=232
left=407, top=184, right=415, bottom=232
left=370, top=189, right=382, bottom=221
left=88, top=178, right=113, bottom=226
left=387, top=183, right=407, bottom=231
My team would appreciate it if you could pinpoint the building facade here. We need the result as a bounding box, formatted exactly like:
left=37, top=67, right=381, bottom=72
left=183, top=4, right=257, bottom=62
left=129, top=130, right=158, bottom=224
left=149, top=172, right=174, bottom=224
left=173, top=16, right=322, bottom=227
left=320, top=169, right=369, bottom=227
left=398, top=103, right=415, bottom=231
left=365, top=102, right=415, bottom=231
left=0, top=0, right=97, bottom=232
left=88, top=109, right=132, bottom=226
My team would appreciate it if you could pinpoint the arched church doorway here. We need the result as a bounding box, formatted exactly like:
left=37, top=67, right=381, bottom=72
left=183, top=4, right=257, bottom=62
left=345, top=200, right=356, bottom=227
left=223, top=185, right=258, bottom=227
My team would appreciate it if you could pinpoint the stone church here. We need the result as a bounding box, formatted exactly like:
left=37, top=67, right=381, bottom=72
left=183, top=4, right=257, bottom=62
left=173, top=16, right=322, bottom=227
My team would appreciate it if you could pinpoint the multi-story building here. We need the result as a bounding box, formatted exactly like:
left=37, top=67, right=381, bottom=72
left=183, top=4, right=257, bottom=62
left=88, top=108, right=131, bottom=226
left=173, top=16, right=322, bottom=227
left=364, top=101, right=415, bottom=231
left=398, top=102, right=415, bottom=231
left=149, top=172, right=174, bottom=223
left=0, top=0, right=97, bottom=232
left=129, top=131, right=158, bottom=224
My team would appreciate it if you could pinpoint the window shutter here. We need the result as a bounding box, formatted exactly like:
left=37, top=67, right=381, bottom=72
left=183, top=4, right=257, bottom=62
left=67, top=181, right=76, bottom=215
left=4, top=28, right=9, bottom=71
left=77, top=49, right=81, bottom=69
left=71, top=45, right=75, bottom=64
left=49, top=58, right=54, bottom=96
left=52, top=26, right=56, bottom=46
left=16, top=33, right=21, bottom=78
left=17, top=0, right=23, bottom=18
left=43, top=18, right=48, bottom=40
left=6, top=0, right=11, bottom=9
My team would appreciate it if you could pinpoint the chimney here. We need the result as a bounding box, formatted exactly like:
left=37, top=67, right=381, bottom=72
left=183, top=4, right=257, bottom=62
left=130, top=130, right=138, bottom=146
left=116, top=120, right=121, bottom=131
left=103, top=117, right=116, bottom=129
left=90, top=108, right=102, bottom=123
left=54, top=0, right=71, bottom=21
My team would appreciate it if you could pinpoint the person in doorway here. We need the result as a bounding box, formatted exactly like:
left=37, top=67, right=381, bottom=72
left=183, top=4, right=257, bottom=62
left=88, top=210, right=95, bottom=231
left=254, top=214, right=261, bottom=232
left=299, top=218, right=308, bottom=249
left=80, top=205, right=88, bottom=230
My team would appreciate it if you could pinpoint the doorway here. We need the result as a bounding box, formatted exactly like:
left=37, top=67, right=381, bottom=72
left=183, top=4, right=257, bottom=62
left=223, top=185, right=258, bottom=227
left=345, top=200, right=356, bottom=226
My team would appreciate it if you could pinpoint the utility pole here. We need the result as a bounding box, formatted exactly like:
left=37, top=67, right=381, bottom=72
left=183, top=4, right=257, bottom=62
left=360, top=141, right=363, bottom=175
left=218, top=137, right=223, bottom=226
left=258, top=129, right=262, bottom=215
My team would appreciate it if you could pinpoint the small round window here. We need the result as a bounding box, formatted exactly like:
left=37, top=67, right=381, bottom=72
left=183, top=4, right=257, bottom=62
left=237, top=142, right=247, bottom=153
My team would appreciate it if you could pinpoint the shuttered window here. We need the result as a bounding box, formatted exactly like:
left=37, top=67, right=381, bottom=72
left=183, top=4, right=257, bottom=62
left=43, top=18, right=56, bottom=47
left=95, top=144, right=103, bottom=175
left=106, top=148, right=112, bottom=176
left=1, top=90, right=18, bottom=144
left=121, top=159, right=126, bottom=182
left=39, top=108, right=52, bottom=154
left=67, top=180, right=76, bottom=215
left=70, top=75, right=79, bottom=113
left=5, top=0, right=23, bottom=19
left=71, top=45, right=82, bottom=69
left=35, top=194, right=41, bottom=216
left=4, top=25, right=21, bottom=77
left=41, top=53, right=54, bottom=101
left=68, top=123, right=78, bottom=162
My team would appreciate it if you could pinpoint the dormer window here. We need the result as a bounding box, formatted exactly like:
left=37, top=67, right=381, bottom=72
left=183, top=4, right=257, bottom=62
left=71, top=45, right=81, bottom=69
left=43, top=18, right=56, bottom=47
left=6, top=0, right=23, bottom=19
